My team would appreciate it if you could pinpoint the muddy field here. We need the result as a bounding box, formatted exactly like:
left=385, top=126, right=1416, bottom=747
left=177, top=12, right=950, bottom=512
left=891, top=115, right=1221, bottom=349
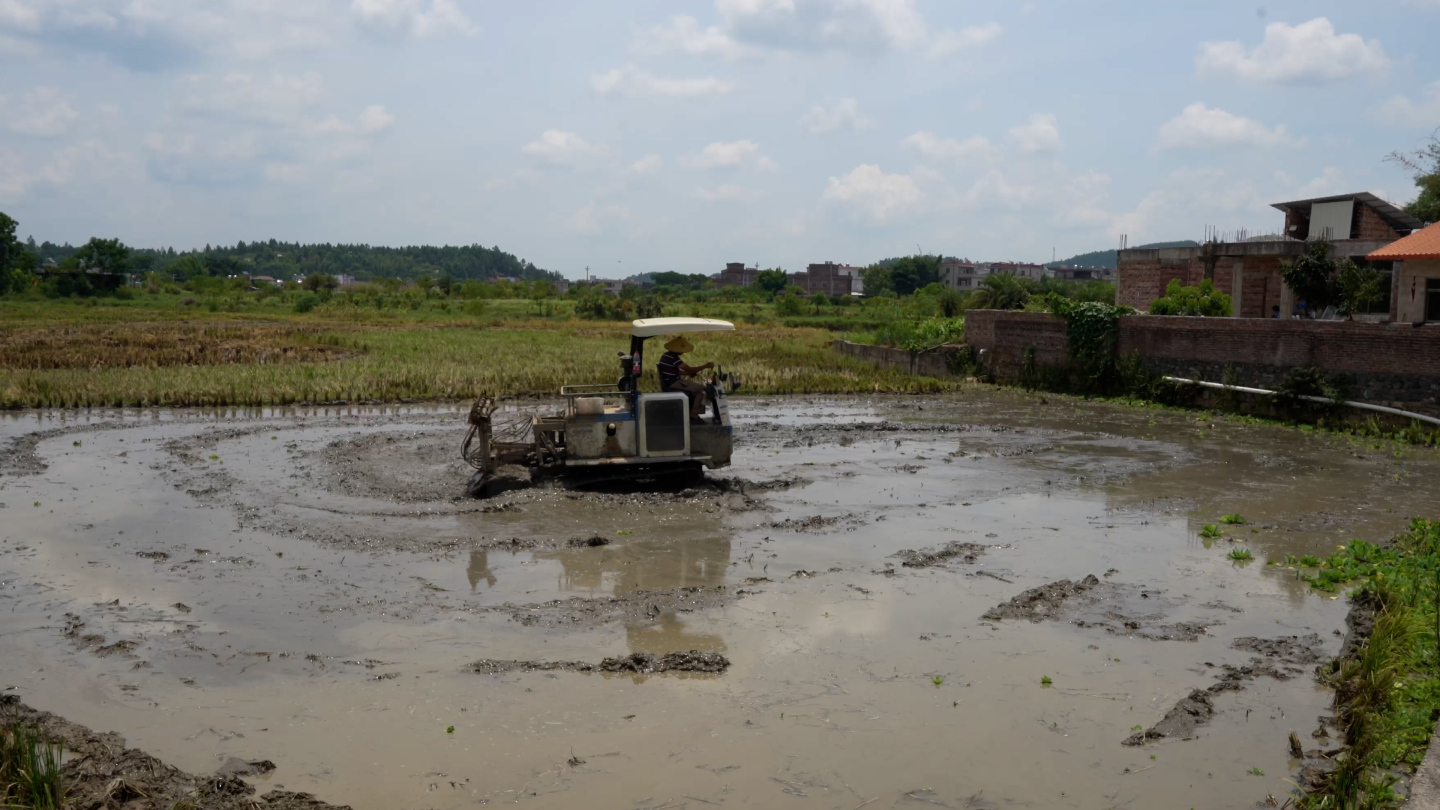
left=2, top=389, right=1437, bottom=809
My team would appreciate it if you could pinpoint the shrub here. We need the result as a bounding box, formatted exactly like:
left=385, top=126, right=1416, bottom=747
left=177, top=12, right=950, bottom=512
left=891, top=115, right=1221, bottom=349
left=293, top=292, right=320, bottom=313
left=774, top=293, right=805, bottom=317
left=1148, top=279, right=1231, bottom=316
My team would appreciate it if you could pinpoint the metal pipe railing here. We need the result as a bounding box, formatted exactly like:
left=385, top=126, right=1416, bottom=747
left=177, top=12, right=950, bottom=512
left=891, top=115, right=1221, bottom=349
left=1162, top=376, right=1440, bottom=427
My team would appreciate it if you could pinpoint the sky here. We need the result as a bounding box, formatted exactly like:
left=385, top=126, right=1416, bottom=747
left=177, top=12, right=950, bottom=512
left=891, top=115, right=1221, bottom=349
left=1, top=0, right=1439, bottom=279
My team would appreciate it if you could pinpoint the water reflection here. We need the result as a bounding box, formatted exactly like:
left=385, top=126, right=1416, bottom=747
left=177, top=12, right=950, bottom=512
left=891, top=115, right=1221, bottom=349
left=466, top=550, right=497, bottom=590
left=533, top=536, right=732, bottom=596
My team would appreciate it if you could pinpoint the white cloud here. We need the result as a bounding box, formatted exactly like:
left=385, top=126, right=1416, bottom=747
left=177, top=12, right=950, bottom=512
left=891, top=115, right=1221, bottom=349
left=925, top=22, right=1002, bottom=58
left=901, top=130, right=995, bottom=162
left=303, top=104, right=395, bottom=137
left=1, top=87, right=78, bottom=136
left=685, top=139, right=763, bottom=169
left=521, top=130, right=609, bottom=166
left=591, top=65, right=735, bottom=98
left=565, top=203, right=629, bottom=235
left=1009, top=113, right=1061, bottom=153
left=630, top=154, right=664, bottom=173
left=177, top=72, right=326, bottom=123
left=0, top=0, right=41, bottom=30
left=802, top=97, right=873, bottom=134
left=632, top=15, right=749, bottom=58
left=715, top=0, right=1001, bottom=59
left=695, top=184, right=765, bottom=202
left=350, top=0, right=474, bottom=38
left=0, top=140, right=124, bottom=200
left=822, top=164, right=925, bottom=222
left=1375, top=81, right=1440, bottom=127
left=1155, top=102, right=1298, bottom=149
left=0, top=0, right=345, bottom=67
left=1197, top=18, right=1388, bottom=84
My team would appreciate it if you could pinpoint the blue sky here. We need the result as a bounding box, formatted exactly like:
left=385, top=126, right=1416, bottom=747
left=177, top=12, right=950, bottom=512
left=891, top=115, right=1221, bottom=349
left=1, top=0, right=1438, bottom=279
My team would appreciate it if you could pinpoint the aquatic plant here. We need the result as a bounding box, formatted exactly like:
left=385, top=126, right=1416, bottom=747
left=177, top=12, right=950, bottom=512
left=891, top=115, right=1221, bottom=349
left=1040, top=676, right=1052, bottom=686
left=1249, top=766, right=1265, bottom=776
left=0, top=723, right=64, bottom=810
left=1228, top=548, right=1254, bottom=561
left=1200, top=524, right=1223, bottom=539
left=1220, top=514, right=1246, bottom=525
left=931, top=676, right=945, bottom=687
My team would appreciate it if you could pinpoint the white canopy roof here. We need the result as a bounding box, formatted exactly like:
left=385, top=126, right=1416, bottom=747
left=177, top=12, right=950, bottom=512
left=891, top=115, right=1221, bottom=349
left=630, top=317, right=735, bottom=338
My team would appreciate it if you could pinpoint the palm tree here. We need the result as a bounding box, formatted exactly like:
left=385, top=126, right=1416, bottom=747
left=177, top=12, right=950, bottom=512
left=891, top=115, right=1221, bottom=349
left=969, top=273, right=1031, bottom=310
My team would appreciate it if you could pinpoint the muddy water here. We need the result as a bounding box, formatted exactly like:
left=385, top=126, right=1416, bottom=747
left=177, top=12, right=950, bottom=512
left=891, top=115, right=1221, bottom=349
left=2, top=390, right=1436, bottom=809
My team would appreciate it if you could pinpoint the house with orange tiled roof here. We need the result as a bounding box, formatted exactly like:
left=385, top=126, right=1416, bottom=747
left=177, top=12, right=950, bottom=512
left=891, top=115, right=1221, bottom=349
left=1369, top=221, right=1440, bottom=323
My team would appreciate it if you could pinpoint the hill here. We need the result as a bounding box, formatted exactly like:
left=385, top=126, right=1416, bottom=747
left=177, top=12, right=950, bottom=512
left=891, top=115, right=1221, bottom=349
left=1048, top=241, right=1199, bottom=270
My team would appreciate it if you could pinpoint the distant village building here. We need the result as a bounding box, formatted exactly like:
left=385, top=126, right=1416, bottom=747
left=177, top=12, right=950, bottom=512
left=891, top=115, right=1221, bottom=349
left=554, top=278, right=570, bottom=295
left=939, top=261, right=983, bottom=289
left=987, top=262, right=1047, bottom=281
left=1048, top=266, right=1114, bottom=281
left=588, top=278, right=633, bottom=297
left=791, top=261, right=864, bottom=296
left=717, top=262, right=759, bottom=288
left=249, top=275, right=278, bottom=286
left=1115, top=191, right=1422, bottom=319
left=335, top=274, right=356, bottom=286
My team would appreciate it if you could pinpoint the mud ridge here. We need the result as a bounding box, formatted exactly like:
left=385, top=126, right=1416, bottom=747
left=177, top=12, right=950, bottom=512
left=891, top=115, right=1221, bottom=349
left=981, top=575, right=1102, bottom=622
left=981, top=575, right=1209, bottom=642
left=0, top=695, right=349, bottom=809
left=893, top=541, right=986, bottom=568
left=1122, top=633, right=1328, bottom=746
left=468, top=651, right=730, bottom=675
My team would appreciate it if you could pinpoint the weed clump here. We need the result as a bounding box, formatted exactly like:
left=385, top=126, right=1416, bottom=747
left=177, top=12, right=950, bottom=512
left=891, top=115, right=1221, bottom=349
left=0, top=722, right=64, bottom=809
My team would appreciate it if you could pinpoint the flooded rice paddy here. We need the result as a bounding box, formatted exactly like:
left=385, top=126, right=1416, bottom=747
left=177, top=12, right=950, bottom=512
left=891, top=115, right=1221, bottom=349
left=2, top=389, right=1438, bottom=809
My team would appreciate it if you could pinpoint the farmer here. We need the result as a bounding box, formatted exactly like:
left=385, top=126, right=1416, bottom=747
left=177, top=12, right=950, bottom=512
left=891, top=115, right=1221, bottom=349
left=657, top=336, right=713, bottom=421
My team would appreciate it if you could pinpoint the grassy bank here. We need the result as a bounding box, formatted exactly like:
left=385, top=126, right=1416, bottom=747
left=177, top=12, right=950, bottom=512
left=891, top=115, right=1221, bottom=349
left=0, top=302, right=963, bottom=407
left=1293, top=518, right=1440, bottom=808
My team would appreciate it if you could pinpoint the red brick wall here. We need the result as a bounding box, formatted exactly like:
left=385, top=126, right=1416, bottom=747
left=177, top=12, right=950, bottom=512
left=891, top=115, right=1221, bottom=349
left=1354, top=204, right=1400, bottom=241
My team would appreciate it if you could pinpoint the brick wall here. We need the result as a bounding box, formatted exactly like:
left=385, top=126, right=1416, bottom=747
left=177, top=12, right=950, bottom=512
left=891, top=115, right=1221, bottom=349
left=832, top=340, right=964, bottom=378
left=964, top=310, right=1440, bottom=413
left=1354, top=204, right=1400, bottom=241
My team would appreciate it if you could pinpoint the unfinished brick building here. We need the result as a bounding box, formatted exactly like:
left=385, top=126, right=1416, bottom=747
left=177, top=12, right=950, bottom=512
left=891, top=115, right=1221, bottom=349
left=1116, top=192, right=1423, bottom=319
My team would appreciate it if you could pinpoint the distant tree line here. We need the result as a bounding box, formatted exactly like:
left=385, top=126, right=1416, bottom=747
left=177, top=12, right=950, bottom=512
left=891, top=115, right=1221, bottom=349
left=2, top=217, right=556, bottom=296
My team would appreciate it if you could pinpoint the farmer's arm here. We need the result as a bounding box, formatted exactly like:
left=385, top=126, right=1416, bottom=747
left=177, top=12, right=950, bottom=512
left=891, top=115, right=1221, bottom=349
left=677, top=360, right=714, bottom=376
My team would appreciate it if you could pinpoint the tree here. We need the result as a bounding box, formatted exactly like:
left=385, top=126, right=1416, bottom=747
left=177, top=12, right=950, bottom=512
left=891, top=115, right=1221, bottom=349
left=1335, top=260, right=1385, bottom=320
left=886, top=255, right=942, bottom=296
left=969, top=273, right=1032, bottom=310
left=1280, top=239, right=1341, bottom=313
left=1387, top=129, right=1440, bottom=224
left=753, top=268, right=788, bottom=296
left=0, top=212, right=20, bottom=295
left=302, top=273, right=338, bottom=292
left=861, top=265, right=894, bottom=296
left=1148, top=279, right=1232, bottom=316
left=74, top=237, right=131, bottom=274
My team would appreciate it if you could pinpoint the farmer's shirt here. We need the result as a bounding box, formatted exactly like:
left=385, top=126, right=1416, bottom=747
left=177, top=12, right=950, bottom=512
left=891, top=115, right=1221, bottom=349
left=657, top=351, right=683, bottom=391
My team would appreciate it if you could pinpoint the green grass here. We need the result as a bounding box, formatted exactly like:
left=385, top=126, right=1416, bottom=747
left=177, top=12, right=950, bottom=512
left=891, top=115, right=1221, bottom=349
left=0, top=301, right=967, bottom=407
left=0, top=723, right=64, bottom=809
left=1295, top=519, right=1440, bottom=809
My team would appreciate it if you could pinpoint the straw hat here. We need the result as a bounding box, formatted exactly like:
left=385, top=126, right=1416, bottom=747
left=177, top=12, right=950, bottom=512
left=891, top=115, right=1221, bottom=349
left=664, top=336, right=694, bottom=353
